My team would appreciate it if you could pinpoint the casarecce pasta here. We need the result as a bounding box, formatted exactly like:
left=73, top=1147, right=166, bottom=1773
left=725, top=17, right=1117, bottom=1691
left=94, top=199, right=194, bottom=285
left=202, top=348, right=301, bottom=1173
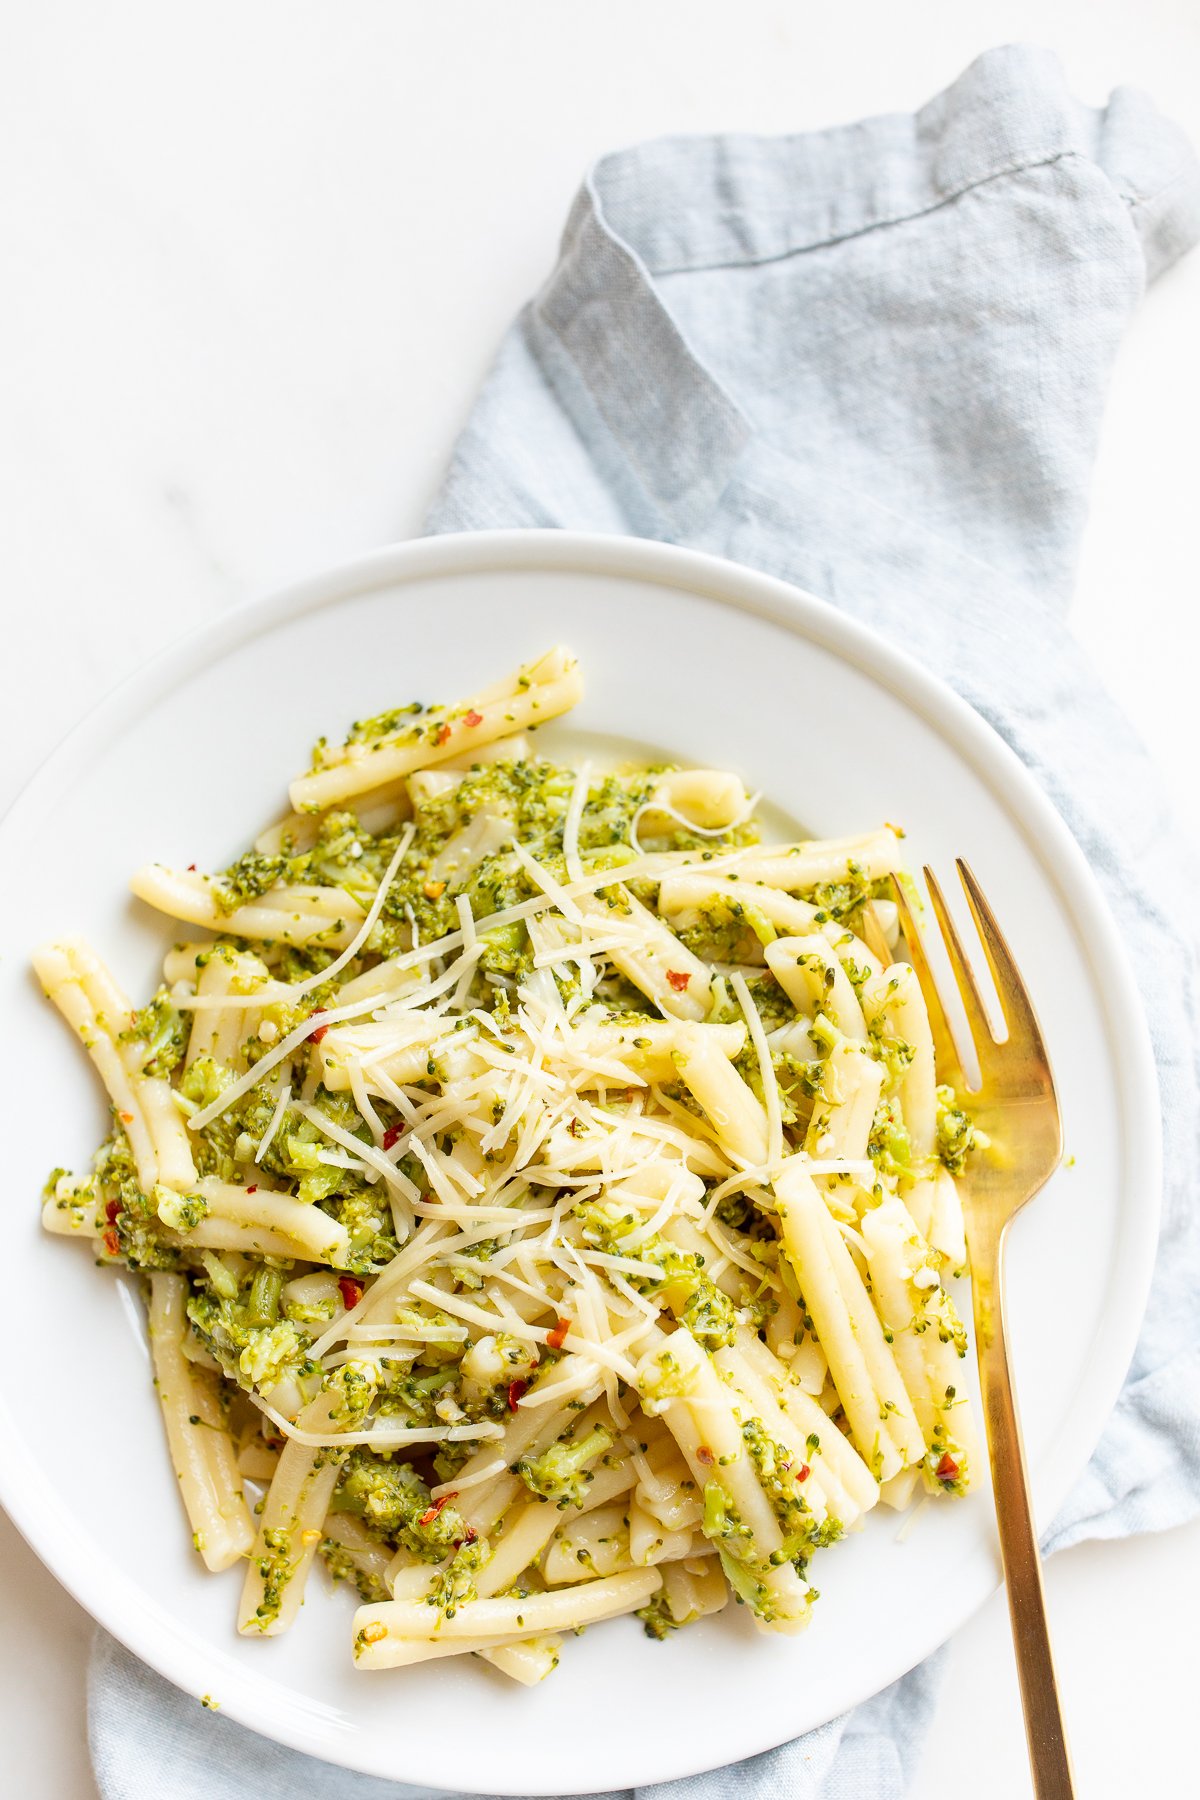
left=38, top=645, right=982, bottom=1681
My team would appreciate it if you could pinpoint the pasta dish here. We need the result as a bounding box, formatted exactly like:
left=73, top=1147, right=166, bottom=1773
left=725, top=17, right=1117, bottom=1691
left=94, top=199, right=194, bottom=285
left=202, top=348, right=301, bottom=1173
left=38, top=646, right=980, bottom=1683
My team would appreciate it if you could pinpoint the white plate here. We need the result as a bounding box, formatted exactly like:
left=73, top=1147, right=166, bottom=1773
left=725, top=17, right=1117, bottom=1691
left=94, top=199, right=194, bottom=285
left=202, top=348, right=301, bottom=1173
left=0, top=531, right=1160, bottom=1793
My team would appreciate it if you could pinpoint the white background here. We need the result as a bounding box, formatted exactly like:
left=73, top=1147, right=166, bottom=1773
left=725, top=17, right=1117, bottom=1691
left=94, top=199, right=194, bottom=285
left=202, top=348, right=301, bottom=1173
left=2, top=3, right=1197, bottom=1796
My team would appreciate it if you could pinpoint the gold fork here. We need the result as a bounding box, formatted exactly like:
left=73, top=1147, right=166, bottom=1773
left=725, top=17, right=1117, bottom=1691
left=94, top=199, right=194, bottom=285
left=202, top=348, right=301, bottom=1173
left=891, top=861, right=1074, bottom=1800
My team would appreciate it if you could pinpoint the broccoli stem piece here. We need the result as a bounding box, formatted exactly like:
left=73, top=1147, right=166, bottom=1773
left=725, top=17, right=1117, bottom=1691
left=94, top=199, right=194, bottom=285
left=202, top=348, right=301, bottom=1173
left=514, top=1423, right=615, bottom=1508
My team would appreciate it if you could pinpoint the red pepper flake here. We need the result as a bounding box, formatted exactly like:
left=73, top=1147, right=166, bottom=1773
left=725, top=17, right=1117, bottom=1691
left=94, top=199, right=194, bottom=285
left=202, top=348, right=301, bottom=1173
left=245, top=1184, right=257, bottom=1195
left=507, top=1378, right=529, bottom=1411
left=119, top=1110, right=135, bottom=1124
left=546, top=1318, right=571, bottom=1350
left=416, top=1492, right=457, bottom=1528
left=102, top=1227, right=120, bottom=1257
left=309, top=1008, right=329, bottom=1044
left=696, top=1445, right=715, bottom=1467
left=187, top=863, right=197, bottom=872
left=463, top=709, right=483, bottom=728
left=436, top=723, right=452, bottom=745
left=795, top=1462, right=811, bottom=1483
left=382, top=1124, right=404, bottom=1151
left=936, top=1452, right=959, bottom=1483
left=104, top=1198, right=122, bottom=1224
left=666, top=969, right=691, bottom=993
left=338, top=1277, right=364, bottom=1311
left=452, top=1526, right=479, bottom=1551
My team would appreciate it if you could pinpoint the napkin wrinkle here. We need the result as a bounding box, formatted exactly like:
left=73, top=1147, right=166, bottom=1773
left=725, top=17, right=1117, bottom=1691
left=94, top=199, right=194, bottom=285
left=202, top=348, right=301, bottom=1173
left=1044, top=1343, right=1200, bottom=1551
left=485, top=58, right=1178, bottom=598
left=88, top=43, right=1200, bottom=1800
left=585, top=46, right=1106, bottom=274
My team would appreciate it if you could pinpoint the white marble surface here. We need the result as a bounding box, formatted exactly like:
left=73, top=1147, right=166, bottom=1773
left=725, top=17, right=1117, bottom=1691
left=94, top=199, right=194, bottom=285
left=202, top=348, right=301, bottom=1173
left=2, top=4, right=1197, bottom=1796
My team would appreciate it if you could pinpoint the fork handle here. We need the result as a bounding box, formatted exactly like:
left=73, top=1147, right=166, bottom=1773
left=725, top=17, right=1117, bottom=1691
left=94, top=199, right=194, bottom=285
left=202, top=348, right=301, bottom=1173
left=972, top=1222, right=1076, bottom=1799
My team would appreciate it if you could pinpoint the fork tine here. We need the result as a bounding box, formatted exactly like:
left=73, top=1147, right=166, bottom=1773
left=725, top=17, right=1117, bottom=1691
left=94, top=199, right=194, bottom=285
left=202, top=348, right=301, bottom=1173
left=859, top=900, right=892, bottom=968
left=923, top=864, right=1002, bottom=1066
left=955, top=861, right=1054, bottom=1080
left=888, top=874, right=966, bottom=1085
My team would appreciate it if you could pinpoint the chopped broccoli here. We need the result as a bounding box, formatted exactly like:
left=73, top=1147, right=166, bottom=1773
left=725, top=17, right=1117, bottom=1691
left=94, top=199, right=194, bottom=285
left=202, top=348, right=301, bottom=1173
left=636, top=1593, right=679, bottom=1640
left=238, top=1320, right=308, bottom=1389
left=186, top=1284, right=312, bottom=1395
left=740, top=1416, right=827, bottom=1560
left=120, top=991, right=189, bottom=1076
left=331, top=1449, right=474, bottom=1567
left=345, top=703, right=423, bottom=747
left=577, top=1204, right=738, bottom=1350
left=154, top=1186, right=209, bottom=1233
left=318, top=1538, right=388, bottom=1604
left=92, top=1132, right=180, bottom=1270
left=936, top=1085, right=980, bottom=1176
left=867, top=1095, right=913, bottom=1180
left=514, top=1424, right=614, bottom=1508
left=215, top=851, right=290, bottom=912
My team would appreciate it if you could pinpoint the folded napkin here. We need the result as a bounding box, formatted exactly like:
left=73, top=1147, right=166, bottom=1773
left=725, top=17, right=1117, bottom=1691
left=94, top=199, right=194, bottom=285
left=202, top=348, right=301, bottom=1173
left=90, top=44, right=1200, bottom=1800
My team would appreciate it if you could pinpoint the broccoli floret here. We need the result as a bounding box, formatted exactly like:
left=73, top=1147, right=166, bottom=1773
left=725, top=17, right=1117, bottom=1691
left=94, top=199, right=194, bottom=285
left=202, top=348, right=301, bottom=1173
left=514, top=1424, right=614, bottom=1508
left=179, top=1054, right=234, bottom=1110
left=238, top=1320, right=308, bottom=1389
left=329, top=1359, right=379, bottom=1428
left=321, top=1187, right=398, bottom=1275
left=154, top=1185, right=209, bottom=1233
left=676, top=1272, right=738, bottom=1351
left=475, top=921, right=528, bottom=978
left=334, top=1452, right=428, bottom=1533
left=186, top=1285, right=312, bottom=1394
left=120, top=990, right=189, bottom=1077
left=332, top=1449, right=474, bottom=1569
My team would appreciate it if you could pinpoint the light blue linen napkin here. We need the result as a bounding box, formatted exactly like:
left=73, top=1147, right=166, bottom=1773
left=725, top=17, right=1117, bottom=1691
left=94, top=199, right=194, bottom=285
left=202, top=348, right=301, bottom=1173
left=89, top=44, right=1200, bottom=1800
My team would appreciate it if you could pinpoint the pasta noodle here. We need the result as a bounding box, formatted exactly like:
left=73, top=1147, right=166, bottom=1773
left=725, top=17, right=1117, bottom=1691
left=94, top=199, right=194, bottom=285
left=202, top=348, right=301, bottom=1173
left=37, top=647, right=981, bottom=1682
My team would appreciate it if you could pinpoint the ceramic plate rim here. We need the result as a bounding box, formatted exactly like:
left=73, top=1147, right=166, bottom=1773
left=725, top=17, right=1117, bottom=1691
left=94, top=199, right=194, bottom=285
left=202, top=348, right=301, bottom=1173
left=0, top=530, right=1162, bottom=1791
